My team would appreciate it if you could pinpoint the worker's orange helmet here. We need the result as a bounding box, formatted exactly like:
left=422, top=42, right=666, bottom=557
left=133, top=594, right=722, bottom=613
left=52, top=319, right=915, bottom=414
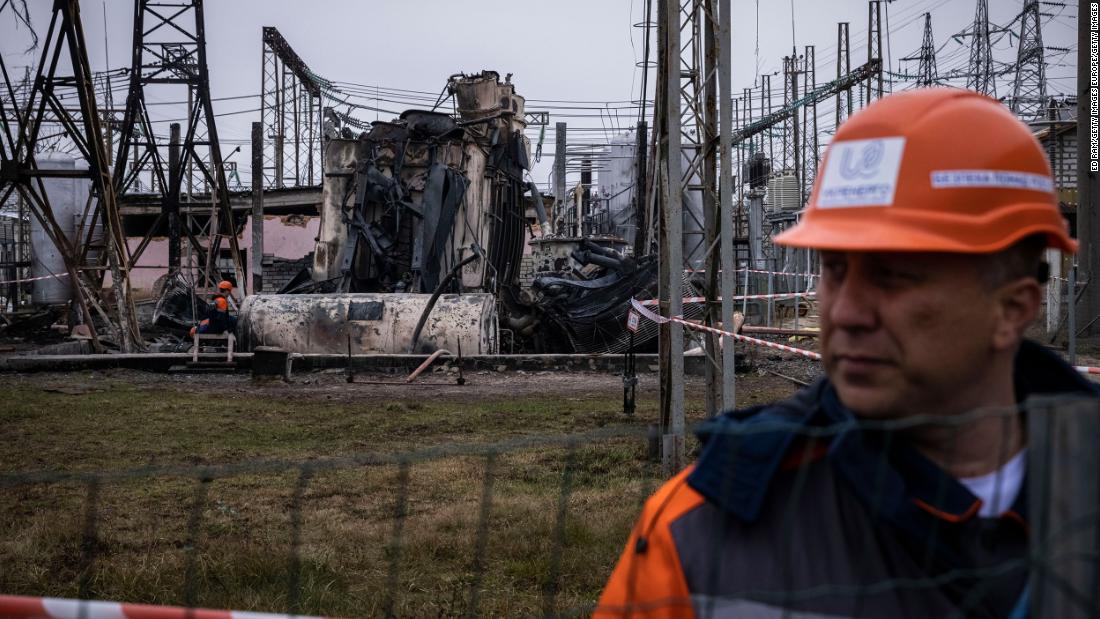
left=217, top=280, right=234, bottom=292
left=213, top=297, right=228, bottom=311
left=774, top=88, right=1075, bottom=254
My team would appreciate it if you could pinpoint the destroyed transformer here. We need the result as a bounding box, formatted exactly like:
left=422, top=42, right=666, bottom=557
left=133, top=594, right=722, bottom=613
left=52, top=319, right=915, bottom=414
left=308, top=76, right=529, bottom=296
left=238, top=71, right=671, bottom=355
left=239, top=71, right=531, bottom=354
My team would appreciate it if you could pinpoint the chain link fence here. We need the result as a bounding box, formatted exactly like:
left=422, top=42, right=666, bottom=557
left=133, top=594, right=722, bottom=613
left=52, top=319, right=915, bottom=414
left=1, top=395, right=1098, bottom=617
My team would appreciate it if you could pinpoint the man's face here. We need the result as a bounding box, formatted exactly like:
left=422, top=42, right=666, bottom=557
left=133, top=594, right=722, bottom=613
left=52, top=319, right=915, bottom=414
left=818, top=251, right=1002, bottom=419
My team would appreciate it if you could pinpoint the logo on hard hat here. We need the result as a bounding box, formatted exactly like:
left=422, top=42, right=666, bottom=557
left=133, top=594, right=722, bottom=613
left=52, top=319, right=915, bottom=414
left=839, top=140, right=886, bottom=180
left=817, top=137, right=906, bottom=209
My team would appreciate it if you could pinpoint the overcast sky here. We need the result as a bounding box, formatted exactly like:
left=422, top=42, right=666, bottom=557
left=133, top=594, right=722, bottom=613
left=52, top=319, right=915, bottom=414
left=1, top=0, right=1079, bottom=190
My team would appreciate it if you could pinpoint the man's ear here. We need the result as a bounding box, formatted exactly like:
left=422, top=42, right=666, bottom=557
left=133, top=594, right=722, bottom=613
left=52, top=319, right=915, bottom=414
left=991, top=278, right=1042, bottom=351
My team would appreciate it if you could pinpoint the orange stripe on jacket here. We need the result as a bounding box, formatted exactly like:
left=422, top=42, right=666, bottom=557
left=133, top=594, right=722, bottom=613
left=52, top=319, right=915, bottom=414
left=593, top=466, right=705, bottom=619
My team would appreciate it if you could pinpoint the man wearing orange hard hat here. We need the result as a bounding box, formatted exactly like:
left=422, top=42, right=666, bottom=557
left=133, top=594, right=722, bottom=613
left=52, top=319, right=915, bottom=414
left=189, top=280, right=238, bottom=338
left=596, top=89, right=1098, bottom=618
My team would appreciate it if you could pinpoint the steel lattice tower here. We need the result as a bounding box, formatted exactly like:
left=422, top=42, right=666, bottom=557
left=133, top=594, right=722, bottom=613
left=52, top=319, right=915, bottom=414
left=651, top=0, right=740, bottom=462
left=261, top=27, right=322, bottom=190
left=866, top=1, right=884, bottom=105
left=802, top=45, right=819, bottom=202
left=901, top=13, right=939, bottom=87
left=835, top=22, right=853, bottom=128
left=1011, top=0, right=1048, bottom=119
left=967, top=0, right=998, bottom=96
left=0, top=0, right=141, bottom=351
left=112, top=0, right=245, bottom=290
left=917, top=13, right=939, bottom=86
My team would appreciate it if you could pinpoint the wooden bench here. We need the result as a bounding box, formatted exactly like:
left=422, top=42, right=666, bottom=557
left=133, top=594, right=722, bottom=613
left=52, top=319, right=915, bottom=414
left=192, top=332, right=235, bottom=363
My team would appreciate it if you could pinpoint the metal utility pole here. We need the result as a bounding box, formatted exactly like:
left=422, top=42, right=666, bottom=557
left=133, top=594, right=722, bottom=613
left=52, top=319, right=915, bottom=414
left=554, top=122, right=567, bottom=234
left=633, top=120, right=649, bottom=255
left=762, top=74, right=775, bottom=165
left=867, top=1, right=884, bottom=105
left=167, top=123, right=181, bottom=273
left=743, top=87, right=753, bottom=149
left=703, top=0, right=720, bottom=417
left=261, top=27, right=323, bottom=189
left=966, top=0, right=998, bottom=97
left=717, top=0, right=735, bottom=411
left=581, top=159, right=593, bottom=235
left=803, top=45, right=819, bottom=201
left=836, top=23, right=853, bottom=127
left=657, top=0, right=685, bottom=473
left=113, top=0, right=245, bottom=292
left=748, top=190, right=765, bottom=268
left=663, top=0, right=685, bottom=468
left=1010, top=0, right=1048, bottom=119
left=902, top=13, right=939, bottom=87
left=0, top=0, right=141, bottom=352
left=784, top=55, right=802, bottom=202
left=251, top=122, right=264, bottom=294
left=782, top=57, right=794, bottom=171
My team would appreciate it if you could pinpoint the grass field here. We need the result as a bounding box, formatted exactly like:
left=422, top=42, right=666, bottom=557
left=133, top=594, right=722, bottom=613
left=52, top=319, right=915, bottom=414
left=0, top=369, right=800, bottom=617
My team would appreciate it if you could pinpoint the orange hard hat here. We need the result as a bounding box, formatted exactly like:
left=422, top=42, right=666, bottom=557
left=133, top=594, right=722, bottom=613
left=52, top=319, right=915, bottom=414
left=774, top=88, right=1075, bottom=254
left=217, top=280, right=234, bottom=291
left=213, top=297, right=228, bottom=311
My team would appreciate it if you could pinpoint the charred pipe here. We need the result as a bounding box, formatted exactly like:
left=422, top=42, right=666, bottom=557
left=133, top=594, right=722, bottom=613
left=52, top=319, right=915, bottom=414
left=506, top=312, right=537, bottom=331
left=581, top=238, right=622, bottom=258
left=408, top=248, right=483, bottom=353
left=579, top=239, right=635, bottom=272
left=571, top=249, right=623, bottom=271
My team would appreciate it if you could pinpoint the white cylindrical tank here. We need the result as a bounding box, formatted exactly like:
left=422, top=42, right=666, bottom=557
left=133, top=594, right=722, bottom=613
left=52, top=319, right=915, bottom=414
left=30, top=154, right=88, bottom=305
left=238, top=293, right=499, bottom=355
left=767, top=172, right=801, bottom=212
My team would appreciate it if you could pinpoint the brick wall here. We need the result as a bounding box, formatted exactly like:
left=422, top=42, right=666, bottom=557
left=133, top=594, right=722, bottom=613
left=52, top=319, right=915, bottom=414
left=518, top=254, right=538, bottom=288
left=262, top=253, right=313, bottom=293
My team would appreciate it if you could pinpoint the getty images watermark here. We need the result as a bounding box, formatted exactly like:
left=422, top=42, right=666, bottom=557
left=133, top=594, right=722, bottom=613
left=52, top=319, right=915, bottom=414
left=1092, top=2, right=1099, bottom=171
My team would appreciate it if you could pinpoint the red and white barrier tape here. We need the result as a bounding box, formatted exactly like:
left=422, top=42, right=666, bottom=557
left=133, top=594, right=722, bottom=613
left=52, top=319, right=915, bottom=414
left=686, top=268, right=819, bottom=279
left=633, top=298, right=1100, bottom=375
left=634, top=298, right=1100, bottom=374
left=0, top=594, right=331, bottom=619
left=0, top=272, right=68, bottom=286
left=630, top=298, right=823, bottom=361
left=739, top=268, right=819, bottom=279
left=1049, top=275, right=1085, bottom=285
left=636, top=292, right=816, bottom=306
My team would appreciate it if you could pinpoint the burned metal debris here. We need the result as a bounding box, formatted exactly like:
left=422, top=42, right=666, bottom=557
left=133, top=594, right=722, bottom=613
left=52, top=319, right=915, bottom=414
left=234, top=71, right=660, bottom=355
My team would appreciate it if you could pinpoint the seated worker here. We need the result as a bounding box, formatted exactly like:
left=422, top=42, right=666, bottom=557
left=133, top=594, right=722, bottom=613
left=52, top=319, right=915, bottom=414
left=189, top=283, right=238, bottom=338
left=595, top=89, right=1099, bottom=618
